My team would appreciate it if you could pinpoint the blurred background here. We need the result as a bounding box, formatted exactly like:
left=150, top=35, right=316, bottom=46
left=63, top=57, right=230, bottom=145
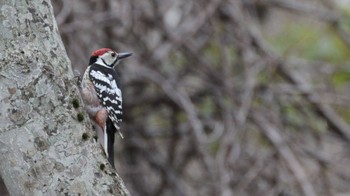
left=53, top=0, right=350, bottom=195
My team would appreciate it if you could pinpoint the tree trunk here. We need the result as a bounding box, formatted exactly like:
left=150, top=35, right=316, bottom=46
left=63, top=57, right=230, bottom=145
left=0, top=0, right=129, bottom=195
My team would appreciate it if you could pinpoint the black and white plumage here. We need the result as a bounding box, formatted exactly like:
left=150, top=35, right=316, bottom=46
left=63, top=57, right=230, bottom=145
left=89, top=64, right=123, bottom=129
left=80, top=48, right=132, bottom=167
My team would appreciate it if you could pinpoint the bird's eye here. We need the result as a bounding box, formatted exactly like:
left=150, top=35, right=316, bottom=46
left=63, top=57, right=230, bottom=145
left=111, top=52, right=116, bottom=57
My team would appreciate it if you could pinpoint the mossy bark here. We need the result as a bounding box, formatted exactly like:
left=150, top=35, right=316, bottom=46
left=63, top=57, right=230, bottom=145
left=0, top=0, right=129, bottom=195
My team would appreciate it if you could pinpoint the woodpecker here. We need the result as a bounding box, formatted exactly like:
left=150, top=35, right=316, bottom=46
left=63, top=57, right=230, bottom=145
left=80, top=48, right=132, bottom=167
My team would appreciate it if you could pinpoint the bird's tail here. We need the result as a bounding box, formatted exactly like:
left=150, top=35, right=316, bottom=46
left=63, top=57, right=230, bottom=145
left=106, top=118, right=116, bottom=168
left=117, top=129, right=124, bottom=139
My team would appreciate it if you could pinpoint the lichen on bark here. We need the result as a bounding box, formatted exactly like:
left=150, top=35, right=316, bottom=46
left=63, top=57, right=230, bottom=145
left=0, top=0, right=129, bottom=195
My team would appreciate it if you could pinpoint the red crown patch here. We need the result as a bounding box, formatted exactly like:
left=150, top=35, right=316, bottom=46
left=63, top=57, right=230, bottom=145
left=91, top=48, right=112, bottom=57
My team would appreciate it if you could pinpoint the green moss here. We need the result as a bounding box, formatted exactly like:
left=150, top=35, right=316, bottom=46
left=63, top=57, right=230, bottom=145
left=82, top=133, right=89, bottom=140
left=100, top=163, right=105, bottom=171
left=77, top=113, right=84, bottom=122
left=72, top=99, right=80, bottom=108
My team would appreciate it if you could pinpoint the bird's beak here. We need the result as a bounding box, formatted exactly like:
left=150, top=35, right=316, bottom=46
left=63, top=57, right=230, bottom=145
left=118, top=52, right=132, bottom=60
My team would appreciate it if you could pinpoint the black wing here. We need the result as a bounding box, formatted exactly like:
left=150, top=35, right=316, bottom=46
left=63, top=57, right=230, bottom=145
left=89, top=65, right=122, bottom=129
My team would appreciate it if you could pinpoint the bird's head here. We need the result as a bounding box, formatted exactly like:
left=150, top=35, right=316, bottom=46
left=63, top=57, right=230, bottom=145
left=89, top=48, right=132, bottom=67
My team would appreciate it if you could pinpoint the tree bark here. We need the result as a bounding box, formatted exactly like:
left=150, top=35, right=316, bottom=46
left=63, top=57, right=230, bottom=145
left=0, top=0, right=129, bottom=195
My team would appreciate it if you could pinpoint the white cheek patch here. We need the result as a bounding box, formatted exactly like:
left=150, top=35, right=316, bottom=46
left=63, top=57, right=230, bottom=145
left=101, top=53, right=117, bottom=65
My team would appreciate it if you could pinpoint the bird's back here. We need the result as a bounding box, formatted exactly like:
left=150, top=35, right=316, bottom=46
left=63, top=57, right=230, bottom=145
left=88, top=64, right=123, bottom=130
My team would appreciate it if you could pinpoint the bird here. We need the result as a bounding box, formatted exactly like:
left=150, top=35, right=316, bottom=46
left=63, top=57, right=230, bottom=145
left=80, top=48, right=132, bottom=167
